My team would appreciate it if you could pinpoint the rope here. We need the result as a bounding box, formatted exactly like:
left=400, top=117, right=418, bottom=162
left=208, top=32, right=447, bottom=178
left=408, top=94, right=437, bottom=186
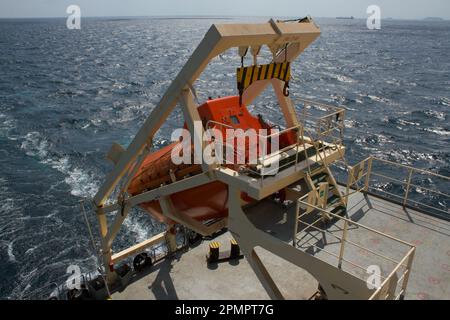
left=80, top=200, right=99, bottom=258
left=79, top=199, right=112, bottom=298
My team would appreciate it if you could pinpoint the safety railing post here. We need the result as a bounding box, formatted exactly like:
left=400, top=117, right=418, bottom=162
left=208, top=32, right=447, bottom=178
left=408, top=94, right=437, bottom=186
left=403, top=168, right=413, bottom=207
left=302, top=128, right=311, bottom=174
left=293, top=200, right=300, bottom=248
left=365, top=157, right=373, bottom=193
left=400, top=247, right=416, bottom=300
left=344, top=178, right=350, bottom=206
left=295, top=128, right=300, bottom=171
left=261, top=133, right=266, bottom=188
left=338, top=219, right=348, bottom=269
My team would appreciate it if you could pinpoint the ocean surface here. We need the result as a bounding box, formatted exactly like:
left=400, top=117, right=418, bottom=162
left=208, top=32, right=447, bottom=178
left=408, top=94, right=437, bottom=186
left=0, top=17, right=449, bottom=299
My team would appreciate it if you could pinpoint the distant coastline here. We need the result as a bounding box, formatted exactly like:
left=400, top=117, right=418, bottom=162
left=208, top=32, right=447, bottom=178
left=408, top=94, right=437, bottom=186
left=423, top=17, right=445, bottom=21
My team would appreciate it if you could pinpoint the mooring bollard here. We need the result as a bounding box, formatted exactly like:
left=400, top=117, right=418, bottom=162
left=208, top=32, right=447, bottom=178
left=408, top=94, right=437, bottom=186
left=208, top=241, right=221, bottom=263
left=230, top=238, right=240, bottom=259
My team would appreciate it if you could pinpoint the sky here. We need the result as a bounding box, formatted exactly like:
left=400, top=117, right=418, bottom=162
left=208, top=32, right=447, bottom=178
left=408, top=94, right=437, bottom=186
left=0, top=0, right=449, bottom=19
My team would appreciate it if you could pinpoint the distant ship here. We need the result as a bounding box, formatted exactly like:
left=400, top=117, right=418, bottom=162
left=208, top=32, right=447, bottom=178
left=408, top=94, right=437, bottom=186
left=336, top=16, right=354, bottom=20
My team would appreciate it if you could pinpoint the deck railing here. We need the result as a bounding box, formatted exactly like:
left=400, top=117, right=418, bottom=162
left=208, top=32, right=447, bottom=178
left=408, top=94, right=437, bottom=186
left=21, top=221, right=189, bottom=300
left=205, top=121, right=308, bottom=186
left=295, top=98, right=346, bottom=172
left=344, top=157, right=450, bottom=219
left=205, top=98, right=347, bottom=183
left=295, top=97, right=346, bottom=146
left=294, top=193, right=416, bottom=300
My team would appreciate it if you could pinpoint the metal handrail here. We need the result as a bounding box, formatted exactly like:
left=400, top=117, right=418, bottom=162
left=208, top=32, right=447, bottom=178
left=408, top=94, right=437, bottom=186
left=200, top=98, right=349, bottom=193
left=369, top=247, right=416, bottom=300
left=370, top=157, right=450, bottom=181
left=206, top=121, right=306, bottom=169
left=21, top=233, right=186, bottom=300
left=295, top=195, right=416, bottom=300
left=343, top=156, right=449, bottom=217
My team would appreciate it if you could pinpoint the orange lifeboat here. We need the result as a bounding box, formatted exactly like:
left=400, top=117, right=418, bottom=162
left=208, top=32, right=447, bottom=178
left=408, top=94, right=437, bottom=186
left=128, top=96, right=295, bottom=224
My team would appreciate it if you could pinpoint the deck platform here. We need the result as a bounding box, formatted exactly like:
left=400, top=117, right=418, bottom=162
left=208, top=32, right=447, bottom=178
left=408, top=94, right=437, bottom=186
left=112, top=191, right=450, bottom=300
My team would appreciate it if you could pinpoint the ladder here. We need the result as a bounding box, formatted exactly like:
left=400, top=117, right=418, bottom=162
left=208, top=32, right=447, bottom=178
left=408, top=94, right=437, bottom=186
left=304, top=165, right=347, bottom=220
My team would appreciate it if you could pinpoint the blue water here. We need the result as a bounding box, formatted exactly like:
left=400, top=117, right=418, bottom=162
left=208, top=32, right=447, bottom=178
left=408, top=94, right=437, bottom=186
left=0, top=17, right=449, bottom=299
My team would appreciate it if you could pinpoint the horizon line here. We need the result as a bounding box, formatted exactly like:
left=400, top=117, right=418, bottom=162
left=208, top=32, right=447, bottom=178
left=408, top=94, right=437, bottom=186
left=0, top=14, right=447, bottom=21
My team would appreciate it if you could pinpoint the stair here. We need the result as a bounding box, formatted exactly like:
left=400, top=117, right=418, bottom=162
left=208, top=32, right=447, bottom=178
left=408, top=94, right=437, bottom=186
left=310, top=172, right=328, bottom=185
left=304, top=162, right=323, bottom=175
left=327, top=193, right=341, bottom=207
left=331, top=205, right=346, bottom=217
left=305, top=165, right=347, bottom=218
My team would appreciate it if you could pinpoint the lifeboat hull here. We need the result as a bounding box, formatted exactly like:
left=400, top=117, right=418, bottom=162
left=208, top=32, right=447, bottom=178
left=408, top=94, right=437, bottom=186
left=127, top=96, right=294, bottom=224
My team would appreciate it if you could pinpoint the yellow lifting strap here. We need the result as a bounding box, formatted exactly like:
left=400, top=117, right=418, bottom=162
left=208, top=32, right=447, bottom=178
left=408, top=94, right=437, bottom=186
left=237, top=62, right=291, bottom=103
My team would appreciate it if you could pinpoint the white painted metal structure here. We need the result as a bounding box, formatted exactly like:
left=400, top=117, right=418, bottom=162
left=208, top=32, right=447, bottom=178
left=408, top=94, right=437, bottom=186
left=89, top=18, right=420, bottom=300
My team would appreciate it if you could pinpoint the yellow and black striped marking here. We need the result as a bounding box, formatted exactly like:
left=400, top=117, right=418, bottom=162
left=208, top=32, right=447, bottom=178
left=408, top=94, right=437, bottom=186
left=209, top=241, right=221, bottom=249
left=237, top=62, right=291, bottom=96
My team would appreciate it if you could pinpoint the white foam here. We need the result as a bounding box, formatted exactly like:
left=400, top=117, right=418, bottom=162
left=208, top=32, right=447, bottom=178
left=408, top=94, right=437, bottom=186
left=123, top=215, right=150, bottom=243
left=367, top=95, right=390, bottom=104
left=397, top=119, right=420, bottom=127
left=19, top=131, right=150, bottom=247
left=344, top=120, right=357, bottom=128
left=424, top=127, right=450, bottom=136
left=21, top=132, right=49, bottom=158
left=386, top=79, right=400, bottom=86
left=322, top=72, right=355, bottom=83
left=440, top=97, right=450, bottom=107
left=20, top=131, right=99, bottom=198
left=59, top=165, right=97, bottom=197
left=336, top=74, right=355, bottom=83
left=25, top=246, right=38, bottom=256
left=7, top=241, right=16, bottom=262
left=0, top=113, right=17, bottom=138
left=0, top=199, right=18, bottom=220
left=424, top=110, right=446, bottom=120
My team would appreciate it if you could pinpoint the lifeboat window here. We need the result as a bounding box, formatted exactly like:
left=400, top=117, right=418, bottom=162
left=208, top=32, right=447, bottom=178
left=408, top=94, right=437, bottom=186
left=230, top=115, right=240, bottom=125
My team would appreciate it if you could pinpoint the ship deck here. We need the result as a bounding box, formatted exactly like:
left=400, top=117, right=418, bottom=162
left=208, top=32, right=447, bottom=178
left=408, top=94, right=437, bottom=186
left=111, top=190, right=450, bottom=300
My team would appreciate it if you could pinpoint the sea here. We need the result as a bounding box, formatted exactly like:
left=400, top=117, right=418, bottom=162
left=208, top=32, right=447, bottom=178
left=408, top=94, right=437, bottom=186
left=0, top=16, right=449, bottom=299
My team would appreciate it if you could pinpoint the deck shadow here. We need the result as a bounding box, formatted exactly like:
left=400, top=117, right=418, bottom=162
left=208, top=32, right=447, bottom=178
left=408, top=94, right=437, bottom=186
left=148, top=258, right=179, bottom=300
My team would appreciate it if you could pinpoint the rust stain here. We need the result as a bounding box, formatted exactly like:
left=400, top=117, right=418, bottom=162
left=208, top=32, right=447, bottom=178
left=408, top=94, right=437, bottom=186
left=428, top=277, right=441, bottom=285
left=417, top=292, right=429, bottom=300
